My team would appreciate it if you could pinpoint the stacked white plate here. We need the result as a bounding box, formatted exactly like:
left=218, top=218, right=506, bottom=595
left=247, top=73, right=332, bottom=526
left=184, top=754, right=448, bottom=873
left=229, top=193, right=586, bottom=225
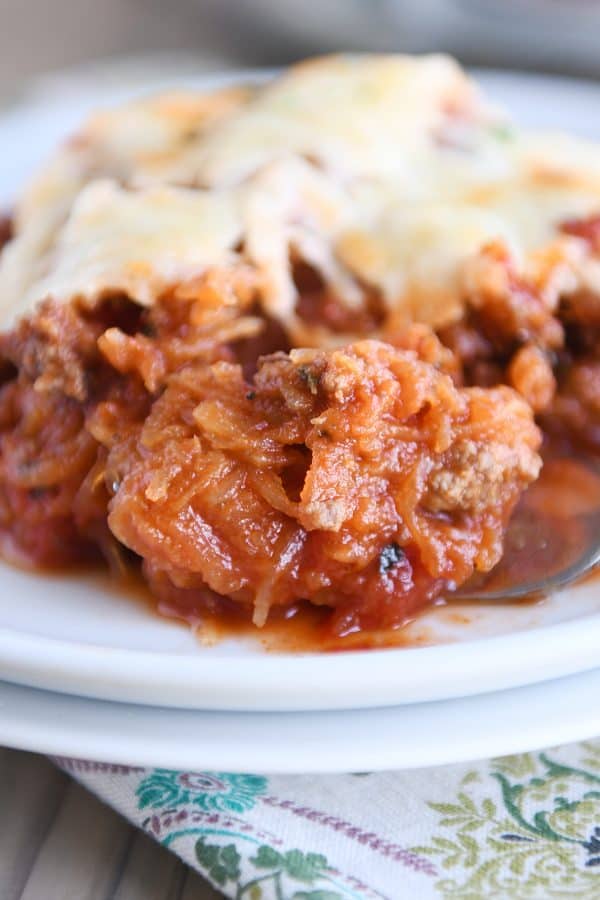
left=0, top=66, right=599, bottom=772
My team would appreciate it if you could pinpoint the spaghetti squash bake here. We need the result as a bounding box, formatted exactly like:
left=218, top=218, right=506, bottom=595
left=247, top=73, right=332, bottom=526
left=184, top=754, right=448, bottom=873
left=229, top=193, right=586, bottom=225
left=0, top=54, right=598, bottom=639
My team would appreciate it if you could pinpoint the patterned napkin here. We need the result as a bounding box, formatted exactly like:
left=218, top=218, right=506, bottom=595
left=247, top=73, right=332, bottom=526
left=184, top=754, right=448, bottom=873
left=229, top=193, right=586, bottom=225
left=54, top=740, right=600, bottom=899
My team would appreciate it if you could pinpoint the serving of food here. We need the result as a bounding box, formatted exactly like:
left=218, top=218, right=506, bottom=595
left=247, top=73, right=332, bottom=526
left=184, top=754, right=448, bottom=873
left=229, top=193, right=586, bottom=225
left=0, top=54, right=598, bottom=650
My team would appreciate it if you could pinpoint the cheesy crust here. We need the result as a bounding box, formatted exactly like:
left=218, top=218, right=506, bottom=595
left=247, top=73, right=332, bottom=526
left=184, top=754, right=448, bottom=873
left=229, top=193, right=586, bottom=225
left=1, top=54, right=600, bottom=339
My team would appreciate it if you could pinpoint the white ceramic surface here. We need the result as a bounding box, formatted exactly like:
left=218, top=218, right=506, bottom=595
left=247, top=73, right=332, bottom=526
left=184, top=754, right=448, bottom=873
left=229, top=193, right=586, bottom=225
left=0, top=67, right=598, bottom=712
left=0, top=561, right=599, bottom=710
left=1, top=667, right=600, bottom=772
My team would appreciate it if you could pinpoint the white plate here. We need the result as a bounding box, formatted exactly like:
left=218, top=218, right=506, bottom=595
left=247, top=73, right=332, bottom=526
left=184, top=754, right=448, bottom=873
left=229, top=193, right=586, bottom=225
left=0, top=66, right=599, bottom=712
left=0, top=563, right=599, bottom=711
left=1, top=666, right=600, bottom=772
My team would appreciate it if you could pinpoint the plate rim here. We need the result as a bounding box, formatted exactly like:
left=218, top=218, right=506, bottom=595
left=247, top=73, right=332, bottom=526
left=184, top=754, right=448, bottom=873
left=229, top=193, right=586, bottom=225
left=1, top=667, right=599, bottom=772
left=0, top=609, right=597, bottom=710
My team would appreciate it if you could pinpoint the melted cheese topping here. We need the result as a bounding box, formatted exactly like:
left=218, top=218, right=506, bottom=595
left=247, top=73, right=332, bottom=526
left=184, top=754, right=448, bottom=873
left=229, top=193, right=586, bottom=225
left=25, top=181, right=244, bottom=313
left=1, top=53, right=600, bottom=330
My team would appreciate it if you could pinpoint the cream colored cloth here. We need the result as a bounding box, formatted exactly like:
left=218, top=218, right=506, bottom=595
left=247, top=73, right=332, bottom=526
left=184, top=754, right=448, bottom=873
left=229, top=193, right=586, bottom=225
left=55, top=741, right=600, bottom=899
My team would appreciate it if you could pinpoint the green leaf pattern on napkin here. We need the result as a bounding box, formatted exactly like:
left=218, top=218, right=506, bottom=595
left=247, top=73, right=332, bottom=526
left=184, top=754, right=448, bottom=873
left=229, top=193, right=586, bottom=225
left=118, top=741, right=600, bottom=898
left=413, top=743, right=600, bottom=897
left=135, top=767, right=358, bottom=898
left=194, top=838, right=344, bottom=898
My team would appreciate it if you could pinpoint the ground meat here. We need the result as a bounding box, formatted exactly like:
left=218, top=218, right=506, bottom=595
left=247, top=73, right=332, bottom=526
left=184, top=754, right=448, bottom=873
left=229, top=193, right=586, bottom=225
left=0, top=300, right=114, bottom=401
left=97, top=268, right=261, bottom=392
left=544, top=358, right=600, bottom=451
left=461, top=241, right=564, bottom=353
left=0, top=381, right=100, bottom=566
left=106, top=340, right=540, bottom=632
left=0, top=276, right=261, bottom=569
left=294, top=260, right=385, bottom=340
left=0, top=342, right=153, bottom=570
left=381, top=321, right=461, bottom=382
left=425, top=400, right=541, bottom=513
left=508, top=344, right=556, bottom=413
left=560, top=288, right=600, bottom=337
left=3, top=215, right=597, bottom=638
left=436, top=233, right=600, bottom=449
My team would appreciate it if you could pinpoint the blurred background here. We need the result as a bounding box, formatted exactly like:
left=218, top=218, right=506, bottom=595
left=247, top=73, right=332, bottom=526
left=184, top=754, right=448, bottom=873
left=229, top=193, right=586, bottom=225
left=1, top=0, right=600, bottom=100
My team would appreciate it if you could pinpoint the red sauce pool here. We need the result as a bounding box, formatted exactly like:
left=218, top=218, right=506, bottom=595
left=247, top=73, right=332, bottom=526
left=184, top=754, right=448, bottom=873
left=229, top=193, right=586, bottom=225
left=153, top=589, right=431, bottom=653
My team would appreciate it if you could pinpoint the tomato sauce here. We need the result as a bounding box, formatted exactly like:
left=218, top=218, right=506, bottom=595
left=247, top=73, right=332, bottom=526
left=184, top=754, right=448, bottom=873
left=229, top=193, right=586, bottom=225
left=2, top=428, right=597, bottom=654
left=117, top=440, right=596, bottom=652
left=102, top=565, right=439, bottom=653
left=1, top=217, right=599, bottom=650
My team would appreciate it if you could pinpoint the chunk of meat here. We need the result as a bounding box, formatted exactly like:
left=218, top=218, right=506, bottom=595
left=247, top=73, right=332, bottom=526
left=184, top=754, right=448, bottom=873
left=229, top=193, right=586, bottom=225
left=107, top=340, right=541, bottom=632
left=461, top=241, right=564, bottom=353
left=0, top=381, right=100, bottom=566
left=0, top=299, right=116, bottom=402
left=98, top=267, right=261, bottom=392
left=545, top=358, right=600, bottom=451
left=508, top=344, right=556, bottom=413
left=381, top=321, right=461, bottom=382
left=439, top=234, right=600, bottom=443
